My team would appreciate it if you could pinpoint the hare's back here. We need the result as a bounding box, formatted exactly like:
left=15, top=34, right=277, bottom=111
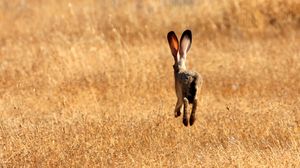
left=177, top=71, right=199, bottom=84
left=177, top=71, right=200, bottom=103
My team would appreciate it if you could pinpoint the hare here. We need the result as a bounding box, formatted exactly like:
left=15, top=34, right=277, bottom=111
left=167, top=30, right=203, bottom=126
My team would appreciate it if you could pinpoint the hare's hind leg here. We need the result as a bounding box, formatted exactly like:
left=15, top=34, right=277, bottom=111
left=190, top=98, right=197, bottom=126
left=174, top=99, right=182, bottom=117
left=183, top=98, right=189, bottom=126
left=190, top=75, right=202, bottom=126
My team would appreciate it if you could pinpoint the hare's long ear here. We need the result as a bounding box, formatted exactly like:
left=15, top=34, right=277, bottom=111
left=167, top=31, right=179, bottom=62
left=179, top=30, right=192, bottom=59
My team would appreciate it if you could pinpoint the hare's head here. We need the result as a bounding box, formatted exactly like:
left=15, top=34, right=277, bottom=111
left=167, top=30, right=192, bottom=72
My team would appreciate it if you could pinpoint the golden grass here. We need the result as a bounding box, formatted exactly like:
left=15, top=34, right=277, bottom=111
left=0, top=0, right=300, bottom=167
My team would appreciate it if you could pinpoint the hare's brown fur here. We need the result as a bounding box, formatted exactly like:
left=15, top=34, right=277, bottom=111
left=167, top=30, right=203, bottom=126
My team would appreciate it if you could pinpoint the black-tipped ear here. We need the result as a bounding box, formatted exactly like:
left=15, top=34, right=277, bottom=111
left=179, top=30, right=192, bottom=57
left=167, top=31, right=179, bottom=61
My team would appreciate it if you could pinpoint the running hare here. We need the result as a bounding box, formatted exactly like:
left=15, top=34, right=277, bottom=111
left=167, top=30, right=203, bottom=126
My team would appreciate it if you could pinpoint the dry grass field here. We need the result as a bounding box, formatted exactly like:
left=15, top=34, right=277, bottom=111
left=0, top=0, right=300, bottom=167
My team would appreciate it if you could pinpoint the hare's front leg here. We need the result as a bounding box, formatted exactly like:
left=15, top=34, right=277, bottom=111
left=174, top=99, right=182, bottom=117
left=183, top=98, right=189, bottom=126
left=190, top=98, right=198, bottom=126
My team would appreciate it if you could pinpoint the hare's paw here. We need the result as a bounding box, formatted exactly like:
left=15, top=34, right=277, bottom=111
left=183, top=117, right=188, bottom=127
left=189, top=116, right=196, bottom=126
left=174, top=110, right=181, bottom=117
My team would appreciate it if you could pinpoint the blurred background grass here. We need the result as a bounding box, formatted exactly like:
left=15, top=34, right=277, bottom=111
left=0, top=0, right=300, bottom=167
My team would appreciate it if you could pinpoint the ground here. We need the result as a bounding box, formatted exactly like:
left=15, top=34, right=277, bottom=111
left=0, top=0, right=300, bottom=167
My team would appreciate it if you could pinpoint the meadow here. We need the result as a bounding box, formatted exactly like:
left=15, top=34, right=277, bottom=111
left=0, top=0, right=300, bottom=167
